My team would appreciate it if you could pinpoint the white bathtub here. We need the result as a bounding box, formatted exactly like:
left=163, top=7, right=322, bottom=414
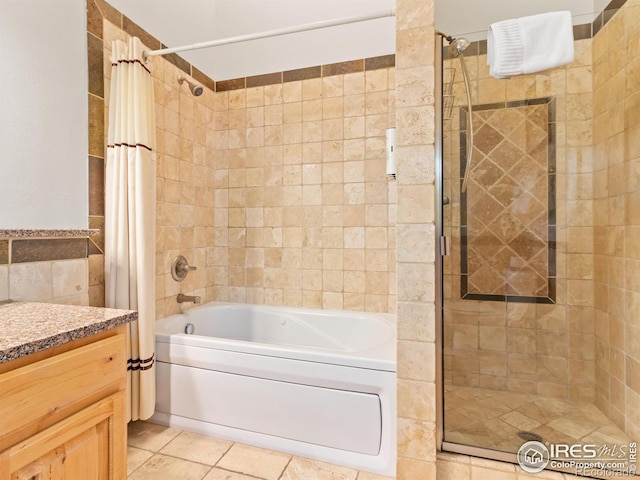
left=150, top=302, right=396, bottom=476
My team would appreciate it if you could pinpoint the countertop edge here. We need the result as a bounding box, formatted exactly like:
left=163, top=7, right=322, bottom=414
left=0, top=229, right=100, bottom=239
left=0, top=310, right=137, bottom=364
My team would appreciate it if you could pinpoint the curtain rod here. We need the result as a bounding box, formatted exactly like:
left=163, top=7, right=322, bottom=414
left=143, top=9, right=395, bottom=59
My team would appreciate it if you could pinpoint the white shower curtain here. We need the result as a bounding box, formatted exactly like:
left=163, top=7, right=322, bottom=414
left=105, top=37, right=156, bottom=422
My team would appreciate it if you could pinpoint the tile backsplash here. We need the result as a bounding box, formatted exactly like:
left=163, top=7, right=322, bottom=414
left=0, top=237, right=90, bottom=305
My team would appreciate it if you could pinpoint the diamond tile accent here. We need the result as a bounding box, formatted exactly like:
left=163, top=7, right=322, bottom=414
left=461, top=99, right=555, bottom=301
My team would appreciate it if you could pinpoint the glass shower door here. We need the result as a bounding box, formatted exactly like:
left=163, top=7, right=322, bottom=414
left=438, top=36, right=636, bottom=474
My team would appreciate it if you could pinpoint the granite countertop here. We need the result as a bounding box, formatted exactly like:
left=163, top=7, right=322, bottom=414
left=0, top=229, right=100, bottom=238
left=0, top=302, right=137, bottom=363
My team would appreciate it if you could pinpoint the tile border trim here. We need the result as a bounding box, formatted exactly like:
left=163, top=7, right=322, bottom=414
left=442, top=0, right=628, bottom=60
left=216, top=54, right=396, bottom=92
left=459, top=97, right=557, bottom=304
left=0, top=241, right=8, bottom=265
left=11, top=239, right=89, bottom=264
left=0, top=238, right=91, bottom=265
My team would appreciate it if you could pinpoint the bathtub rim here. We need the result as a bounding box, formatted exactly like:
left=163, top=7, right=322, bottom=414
left=156, top=301, right=397, bottom=372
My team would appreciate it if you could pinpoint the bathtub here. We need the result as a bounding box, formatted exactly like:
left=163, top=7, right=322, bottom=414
left=150, top=302, right=396, bottom=476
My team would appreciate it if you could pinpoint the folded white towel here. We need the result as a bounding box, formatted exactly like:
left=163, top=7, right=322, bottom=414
left=488, top=11, right=574, bottom=79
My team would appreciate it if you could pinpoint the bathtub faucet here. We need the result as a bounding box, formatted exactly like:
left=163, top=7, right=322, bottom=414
left=177, top=293, right=201, bottom=304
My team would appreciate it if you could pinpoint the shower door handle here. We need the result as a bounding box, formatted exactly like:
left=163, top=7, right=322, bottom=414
left=440, top=236, right=450, bottom=256
left=443, top=196, right=450, bottom=205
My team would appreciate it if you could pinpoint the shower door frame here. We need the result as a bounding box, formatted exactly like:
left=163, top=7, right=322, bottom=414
left=435, top=32, right=444, bottom=453
left=435, top=33, right=525, bottom=466
left=434, top=31, right=633, bottom=480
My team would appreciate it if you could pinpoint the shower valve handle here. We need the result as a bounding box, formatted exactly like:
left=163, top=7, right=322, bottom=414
left=171, top=255, right=197, bottom=282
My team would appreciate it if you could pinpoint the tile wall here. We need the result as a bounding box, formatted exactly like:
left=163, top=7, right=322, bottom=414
left=592, top=0, right=640, bottom=440
left=210, top=65, right=397, bottom=312
left=87, top=0, right=107, bottom=307
left=442, top=39, right=596, bottom=402
left=149, top=57, right=217, bottom=318
left=0, top=237, right=90, bottom=305
left=394, top=0, right=439, bottom=477
left=462, top=100, right=554, bottom=301
left=437, top=1, right=640, bottom=477
left=93, top=2, right=396, bottom=317
left=92, top=0, right=218, bottom=318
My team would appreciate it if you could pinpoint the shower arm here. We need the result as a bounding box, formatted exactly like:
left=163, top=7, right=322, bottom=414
left=458, top=52, right=474, bottom=194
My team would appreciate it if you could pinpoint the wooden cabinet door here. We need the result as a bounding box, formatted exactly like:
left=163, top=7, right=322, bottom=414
left=0, top=334, right=126, bottom=453
left=2, top=392, right=126, bottom=480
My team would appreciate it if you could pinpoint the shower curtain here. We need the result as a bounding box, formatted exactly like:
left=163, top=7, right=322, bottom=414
left=105, top=37, right=156, bottom=422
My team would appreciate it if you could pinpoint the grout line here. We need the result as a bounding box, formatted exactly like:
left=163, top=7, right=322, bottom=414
left=277, top=456, right=294, bottom=480
left=125, top=446, right=156, bottom=478
left=213, top=465, right=269, bottom=479
left=213, top=464, right=272, bottom=480
left=200, top=465, right=214, bottom=480
left=150, top=450, right=219, bottom=468
left=212, top=440, right=235, bottom=467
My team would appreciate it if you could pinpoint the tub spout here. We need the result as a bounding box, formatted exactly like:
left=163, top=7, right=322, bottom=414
left=177, top=293, right=201, bottom=304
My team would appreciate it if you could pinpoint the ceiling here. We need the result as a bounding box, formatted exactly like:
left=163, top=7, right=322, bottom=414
left=108, top=0, right=609, bottom=80
left=108, top=0, right=395, bottom=81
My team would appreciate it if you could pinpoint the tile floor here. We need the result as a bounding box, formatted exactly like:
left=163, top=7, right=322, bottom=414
left=444, top=385, right=632, bottom=453
left=127, top=421, right=392, bottom=480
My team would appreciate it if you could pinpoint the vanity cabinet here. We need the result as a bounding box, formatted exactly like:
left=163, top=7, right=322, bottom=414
left=0, top=326, right=127, bottom=480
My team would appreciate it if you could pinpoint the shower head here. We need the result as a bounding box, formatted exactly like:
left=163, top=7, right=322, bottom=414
left=436, top=31, right=472, bottom=57
left=178, top=76, right=204, bottom=96
left=449, top=37, right=471, bottom=57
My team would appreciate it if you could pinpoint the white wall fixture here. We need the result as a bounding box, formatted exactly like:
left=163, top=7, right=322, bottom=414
left=386, top=128, right=396, bottom=180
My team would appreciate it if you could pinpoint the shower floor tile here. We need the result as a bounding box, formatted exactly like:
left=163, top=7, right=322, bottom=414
left=445, top=385, right=633, bottom=461
left=127, top=421, right=391, bottom=480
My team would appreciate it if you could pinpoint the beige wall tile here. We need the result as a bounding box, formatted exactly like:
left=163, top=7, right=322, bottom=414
left=591, top=0, right=640, bottom=436
left=210, top=69, right=395, bottom=313
left=397, top=418, right=436, bottom=461
left=51, top=259, right=88, bottom=299
left=398, top=379, right=436, bottom=421
left=398, top=340, right=435, bottom=382
left=0, top=265, right=8, bottom=301
left=9, top=261, right=53, bottom=302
